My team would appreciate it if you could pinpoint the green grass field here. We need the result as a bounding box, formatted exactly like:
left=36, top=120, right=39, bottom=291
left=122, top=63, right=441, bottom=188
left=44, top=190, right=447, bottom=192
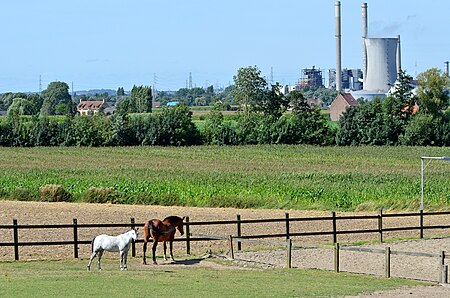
left=0, top=258, right=422, bottom=297
left=0, top=145, right=448, bottom=211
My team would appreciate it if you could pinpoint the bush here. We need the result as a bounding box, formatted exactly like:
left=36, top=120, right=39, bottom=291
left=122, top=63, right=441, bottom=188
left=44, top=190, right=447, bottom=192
left=400, top=113, right=438, bottom=146
left=81, top=187, right=119, bottom=204
left=39, top=184, right=72, bottom=202
left=10, top=187, right=37, bottom=201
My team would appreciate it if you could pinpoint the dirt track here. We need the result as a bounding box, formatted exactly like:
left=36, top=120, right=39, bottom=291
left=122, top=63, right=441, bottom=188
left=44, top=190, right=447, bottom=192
left=2, top=200, right=450, bottom=297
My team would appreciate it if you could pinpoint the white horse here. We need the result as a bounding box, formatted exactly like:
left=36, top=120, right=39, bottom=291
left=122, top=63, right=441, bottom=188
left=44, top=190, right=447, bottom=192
left=87, top=228, right=138, bottom=271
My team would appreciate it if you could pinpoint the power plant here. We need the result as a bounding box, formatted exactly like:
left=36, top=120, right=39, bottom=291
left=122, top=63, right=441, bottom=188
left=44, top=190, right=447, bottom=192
left=335, top=1, right=402, bottom=100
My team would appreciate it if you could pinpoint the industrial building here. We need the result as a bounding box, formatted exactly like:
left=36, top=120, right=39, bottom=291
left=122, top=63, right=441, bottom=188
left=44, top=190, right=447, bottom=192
left=297, top=67, right=324, bottom=87
left=328, top=68, right=363, bottom=91
left=334, top=1, right=402, bottom=101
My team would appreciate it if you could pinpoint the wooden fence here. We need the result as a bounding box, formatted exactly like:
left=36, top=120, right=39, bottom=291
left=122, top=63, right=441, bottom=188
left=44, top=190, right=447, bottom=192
left=227, top=237, right=449, bottom=283
left=2, top=210, right=450, bottom=261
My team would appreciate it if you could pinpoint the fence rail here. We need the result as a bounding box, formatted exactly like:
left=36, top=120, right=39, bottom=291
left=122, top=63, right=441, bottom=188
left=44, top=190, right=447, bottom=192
left=1, top=210, right=450, bottom=261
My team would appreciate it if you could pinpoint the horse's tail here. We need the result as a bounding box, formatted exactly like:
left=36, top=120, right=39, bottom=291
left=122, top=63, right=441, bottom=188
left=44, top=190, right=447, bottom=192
left=146, top=221, right=152, bottom=237
left=91, top=236, right=95, bottom=253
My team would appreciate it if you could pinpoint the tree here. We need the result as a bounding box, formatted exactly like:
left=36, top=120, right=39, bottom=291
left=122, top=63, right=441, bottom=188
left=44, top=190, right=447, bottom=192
left=26, top=94, right=44, bottom=115
left=117, top=87, right=125, bottom=96
left=416, top=68, right=449, bottom=117
left=297, top=86, right=338, bottom=105
left=233, top=66, right=268, bottom=119
left=400, top=112, right=439, bottom=146
left=382, top=70, right=416, bottom=143
left=7, top=98, right=34, bottom=116
left=259, top=83, right=289, bottom=119
left=0, top=92, right=29, bottom=111
left=288, top=91, right=310, bottom=113
left=40, top=81, right=73, bottom=116
left=130, top=85, right=152, bottom=113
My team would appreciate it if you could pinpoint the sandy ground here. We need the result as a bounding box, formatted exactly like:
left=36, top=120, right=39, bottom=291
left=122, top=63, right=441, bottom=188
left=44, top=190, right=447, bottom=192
left=1, top=200, right=450, bottom=297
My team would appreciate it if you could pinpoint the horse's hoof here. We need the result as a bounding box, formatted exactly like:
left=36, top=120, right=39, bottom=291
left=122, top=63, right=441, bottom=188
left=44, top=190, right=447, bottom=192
left=99, top=269, right=102, bottom=271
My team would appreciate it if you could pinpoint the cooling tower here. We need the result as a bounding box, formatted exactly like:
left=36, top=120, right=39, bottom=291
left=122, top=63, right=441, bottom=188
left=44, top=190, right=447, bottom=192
left=363, top=37, right=400, bottom=92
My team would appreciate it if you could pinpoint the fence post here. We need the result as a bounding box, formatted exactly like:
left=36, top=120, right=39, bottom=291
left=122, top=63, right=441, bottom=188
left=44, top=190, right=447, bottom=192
left=13, top=219, right=19, bottom=261
left=185, top=216, right=190, bottom=255
left=285, top=213, right=290, bottom=240
left=334, top=242, right=340, bottom=272
left=419, top=209, right=424, bottom=239
left=332, top=212, right=337, bottom=244
left=385, top=247, right=391, bottom=278
left=73, top=218, right=78, bottom=259
left=442, top=265, right=448, bottom=284
left=378, top=209, right=383, bottom=243
left=440, top=251, right=446, bottom=283
left=286, top=239, right=292, bottom=268
left=130, top=218, right=136, bottom=257
left=237, top=215, right=242, bottom=251
left=228, top=235, right=234, bottom=259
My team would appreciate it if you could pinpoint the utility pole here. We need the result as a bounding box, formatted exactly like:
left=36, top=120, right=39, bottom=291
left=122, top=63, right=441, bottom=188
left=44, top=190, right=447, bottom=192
left=270, top=67, right=274, bottom=85
left=71, top=82, right=74, bottom=98
left=189, top=72, right=193, bottom=89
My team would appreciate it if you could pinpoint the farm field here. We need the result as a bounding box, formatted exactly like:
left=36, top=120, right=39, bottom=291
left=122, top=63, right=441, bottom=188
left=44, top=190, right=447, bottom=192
left=0, top=145, right=448, bottom=211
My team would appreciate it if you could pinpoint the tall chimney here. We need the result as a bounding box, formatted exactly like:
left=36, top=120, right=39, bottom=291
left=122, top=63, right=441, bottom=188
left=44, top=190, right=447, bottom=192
left=335, top=1, right=342, bottom=92
left=396, top=35, right=402, bottom=76
left=362, top=3, right=368, bottom=83
left=445, top=61, right=449, bottom=77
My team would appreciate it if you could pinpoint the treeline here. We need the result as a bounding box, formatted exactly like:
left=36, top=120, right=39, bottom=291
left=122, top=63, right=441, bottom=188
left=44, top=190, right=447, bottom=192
left=0, top=105, right=199, bottom=147
left=0, top=66, right=448, bottom=147
left=0, top=101, right=332, bottom=147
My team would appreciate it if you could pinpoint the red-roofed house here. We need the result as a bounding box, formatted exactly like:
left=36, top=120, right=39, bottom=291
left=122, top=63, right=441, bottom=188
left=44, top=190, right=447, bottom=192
left=329, top=93, right=359, bottom=121
left=77, top=99, right=110, bottom=115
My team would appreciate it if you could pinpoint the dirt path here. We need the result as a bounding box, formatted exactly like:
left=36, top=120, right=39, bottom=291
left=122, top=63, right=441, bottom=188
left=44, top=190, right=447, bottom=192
left=2, top=200, right=450, bottom=297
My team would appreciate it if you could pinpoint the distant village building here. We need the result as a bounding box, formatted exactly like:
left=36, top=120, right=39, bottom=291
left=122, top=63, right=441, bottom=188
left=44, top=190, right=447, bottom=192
left=329, top=93, right=359, bottom=121
left=77, top=99, right=112, bottom=115
left=306, top=98, right=326, bottom=109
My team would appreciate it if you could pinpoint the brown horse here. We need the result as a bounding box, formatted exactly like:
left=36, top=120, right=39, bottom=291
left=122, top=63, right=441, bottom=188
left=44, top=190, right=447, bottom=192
left=142, top=216, right=185, bottom=265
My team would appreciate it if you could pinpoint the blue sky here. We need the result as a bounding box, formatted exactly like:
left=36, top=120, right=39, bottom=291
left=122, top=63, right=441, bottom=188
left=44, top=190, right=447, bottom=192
left=1, top=0, right=449, bottom=93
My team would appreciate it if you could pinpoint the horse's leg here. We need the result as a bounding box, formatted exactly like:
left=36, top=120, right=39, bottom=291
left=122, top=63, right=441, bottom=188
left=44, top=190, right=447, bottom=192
left=123, top=250, right=128, bottom=270
left=87, top=251, right=97, bottom=271
left=169, top=240, right=175, bottom=261
left=97, top=250, right=103, bottom=271
left=163, top=241, right=168, bottom=261
left=142, top=239, right=148, bottom=265
left=152, top=240, right=158, bottom=265
left=119, top=250, right=124, bottom=270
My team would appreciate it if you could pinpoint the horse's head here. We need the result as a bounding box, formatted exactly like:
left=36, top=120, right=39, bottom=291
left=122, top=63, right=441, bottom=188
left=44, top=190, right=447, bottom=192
left=177, top=217, right=185, bottom=236
left=132, top=228, right=139, bottom=241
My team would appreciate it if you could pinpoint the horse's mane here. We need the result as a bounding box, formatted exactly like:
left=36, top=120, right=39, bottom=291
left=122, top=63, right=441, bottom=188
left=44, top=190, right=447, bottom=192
left=163, top=216, right=183, bottom=224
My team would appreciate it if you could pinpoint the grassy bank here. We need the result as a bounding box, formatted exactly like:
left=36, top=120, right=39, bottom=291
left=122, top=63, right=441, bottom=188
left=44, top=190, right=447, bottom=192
left=0, top=145, right=448, bottom=211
